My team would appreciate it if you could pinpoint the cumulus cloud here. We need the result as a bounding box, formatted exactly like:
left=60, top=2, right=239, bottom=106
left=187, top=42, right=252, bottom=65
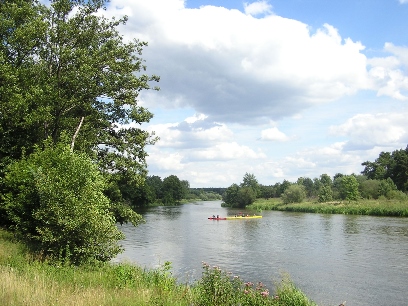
left=103, top=0, right=371, bottom=125
left=244, top=1, right=273, bottom=16
left=146, top=114, right=234, bottom=149
left=260, top=127, right=291, bottom=141
left=186, top=142, right=266, bottom=161
left=367, top=43, right=408, bottom=100
left=329, top=112, right=408, bottom=150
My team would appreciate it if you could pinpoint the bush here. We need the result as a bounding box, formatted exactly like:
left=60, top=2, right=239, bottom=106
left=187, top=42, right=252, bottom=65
left=282, top=185, right=306, bottom=204
left=339, top=175, right=360, bottom=201
left=318, top=185, right=333, bottom=203
left=2, top=142, right=124, bottom=265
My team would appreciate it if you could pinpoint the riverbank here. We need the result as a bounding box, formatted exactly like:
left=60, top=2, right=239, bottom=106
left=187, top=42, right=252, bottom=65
left=247, top=198, right=408, bottom=217
left=0, top=229, right=317, bottom=306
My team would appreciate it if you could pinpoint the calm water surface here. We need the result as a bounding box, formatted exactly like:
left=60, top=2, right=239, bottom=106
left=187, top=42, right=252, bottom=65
left=114, top=201, right=408, bottom=306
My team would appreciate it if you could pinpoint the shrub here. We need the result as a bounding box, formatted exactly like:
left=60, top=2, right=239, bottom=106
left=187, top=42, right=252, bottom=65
left=339, top=175, right=360, bottom=201
left=282, top=185, right=306, bottom=204
left=2, top=141, right=124, bottom=265
left=318, top=185, right=333, bottom=203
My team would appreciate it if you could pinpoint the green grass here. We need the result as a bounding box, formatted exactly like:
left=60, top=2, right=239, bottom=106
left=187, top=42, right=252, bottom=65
left=0, top=229, right=318, bottom=306
left=248, top=198, right=408, bottom=217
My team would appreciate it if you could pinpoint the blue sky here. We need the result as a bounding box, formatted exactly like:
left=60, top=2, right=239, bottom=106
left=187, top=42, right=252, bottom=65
left=103, top=0, right=408, bottom=187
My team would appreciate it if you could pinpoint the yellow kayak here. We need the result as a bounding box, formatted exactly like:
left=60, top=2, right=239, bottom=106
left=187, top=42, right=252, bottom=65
left=225, top=215, right=262, bottom=220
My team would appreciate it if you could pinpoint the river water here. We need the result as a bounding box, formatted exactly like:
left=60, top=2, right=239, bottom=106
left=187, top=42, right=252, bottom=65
left=114, top=200, right=408, bottom=306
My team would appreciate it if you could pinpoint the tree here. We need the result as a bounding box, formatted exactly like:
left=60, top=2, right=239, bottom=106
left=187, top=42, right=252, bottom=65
left=320, top=174, right=332, bottom=187
left=301, top=177, right=314, bottom=198
left=260, top=185, right=274, bottom=199
left=378, top=178, right=397, bottom=198
left=0, top=0, right=159, bottom=195
left=2, top=141, right=127, bottom=264
left=237, top=187, right=256, bottom=208
left=222, top=184, right=240, bottom=207
left=361, top=146, right=408, bottom=191
left=162, top=175, right=183, bottom=204
left=180, top=180, right=190, bottom=199
left=318, top=185, right=333, bottom=203
left=282, top=184, right=306, bottom=204
left=389, top=147, right=408, bottom=192
left=240, top=173, right=260, bottom=197
left=359, top=179, right=381, bottom=199
left=146, top=175, right=163, bottom=201
left=339, top=175, right=360, bottom=201
left=361, top=152, right=391, bottom=180
left=278, top=180, right=291, bottom=196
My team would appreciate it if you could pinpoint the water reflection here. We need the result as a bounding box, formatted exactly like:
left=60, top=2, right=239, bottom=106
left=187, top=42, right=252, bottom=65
left=116, top=201, right=408, bottom=306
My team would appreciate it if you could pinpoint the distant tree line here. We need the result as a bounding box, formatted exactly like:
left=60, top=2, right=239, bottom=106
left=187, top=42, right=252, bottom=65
left=117, top=176, right=223, bottom=208
left=222, top=146, right=408, bottom=208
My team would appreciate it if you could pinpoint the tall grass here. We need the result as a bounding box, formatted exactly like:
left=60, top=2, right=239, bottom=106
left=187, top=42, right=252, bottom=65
left=1, top=229, right=318, bottom=306
left=248, top=198, right=408, bottom=217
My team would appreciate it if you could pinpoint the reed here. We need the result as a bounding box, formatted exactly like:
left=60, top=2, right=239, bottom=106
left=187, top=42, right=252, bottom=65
left=248, top=198, right=408, bottom=217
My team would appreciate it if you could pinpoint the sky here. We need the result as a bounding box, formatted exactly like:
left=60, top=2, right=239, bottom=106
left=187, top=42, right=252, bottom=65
left=102, top=0, right=408, bottom=188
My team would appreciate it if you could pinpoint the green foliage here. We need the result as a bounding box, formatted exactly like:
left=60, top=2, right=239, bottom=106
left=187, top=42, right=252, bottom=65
left=282, top=184, right=306, bottom=204
left=385, top=190, right=408, bottom=201
left=275, top=274, right=317, bottom=306
left=162, top=175, right=183, bottom=204
left=2, top=142, right=125, bottom=264
left=279, top=180, right=292, bottom=196
left=241, top=173, right=261, bottom=197
left=194, top=263, right=315, bottom=306
left=338, top=175, right=360, bottom=201
left=249, top=198, right=408, bottom=217
left=260, top=185, right=275, bottom=199
left=359, top=179, right=380, bottom=199
left=222, top=184, right=256, bottom=208
left=237, top=187, right=257, bottom=208
left=362, top=146, right=408, bottom=192
left=222, top=184, right=240, bottom=207
left=146, top=175, right=163, bottom=200
left=318, top=185, right=333, bottom=203
left=319, top=174, right=332, bottom=186
left=297, top=177, right=314, bottom=198
left=0, top=0, right=160, bottom=214
left=378, top=177, right=397, bottom=198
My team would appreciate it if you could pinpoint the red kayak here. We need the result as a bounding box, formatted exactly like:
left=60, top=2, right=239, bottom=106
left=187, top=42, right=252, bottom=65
left=208, top=217, right=227, bottom=220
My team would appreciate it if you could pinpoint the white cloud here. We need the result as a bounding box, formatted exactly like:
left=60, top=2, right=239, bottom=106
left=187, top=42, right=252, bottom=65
left=187, top=142, right=266, bottom=161
left=98, top=0, right=408, bottom=187
left=399, top=0, right=408, bottom=4
left=260, top=127, right=291, bottom=141
left=329, top=112, right=408, bottom=150
left=244, top=1, right=273, bottom=16
left=104, top=0, right=371, bottom=124
left=147, top=150, right=184, bottom=171
left=367, top=43, right=408, bottom=100
left=146, top=115, right=234, bottom=149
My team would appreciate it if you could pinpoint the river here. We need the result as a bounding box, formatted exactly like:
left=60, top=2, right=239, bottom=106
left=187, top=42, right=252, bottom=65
left=114, top=200, right=408, bottom=306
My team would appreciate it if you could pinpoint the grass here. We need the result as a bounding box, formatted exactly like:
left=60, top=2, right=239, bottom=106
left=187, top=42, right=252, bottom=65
left=0, top=229, right=318, bottom=306
left=248, top=198, right=408, bottom=217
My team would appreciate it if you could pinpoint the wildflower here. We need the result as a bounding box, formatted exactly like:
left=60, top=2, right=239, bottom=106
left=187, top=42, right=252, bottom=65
left=261, top=291, right=269, bottom=297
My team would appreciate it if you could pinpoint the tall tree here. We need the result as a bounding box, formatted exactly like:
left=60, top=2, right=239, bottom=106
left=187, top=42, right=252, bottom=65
left=162, top=175, right=183, bottom=204
left=0, top=0, right=159, bottom=180
left=1, top=0, right=160, bottom=227
left=361, top=146, right=408, bottom=192
left=240, top=173, right=260, bottom=197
